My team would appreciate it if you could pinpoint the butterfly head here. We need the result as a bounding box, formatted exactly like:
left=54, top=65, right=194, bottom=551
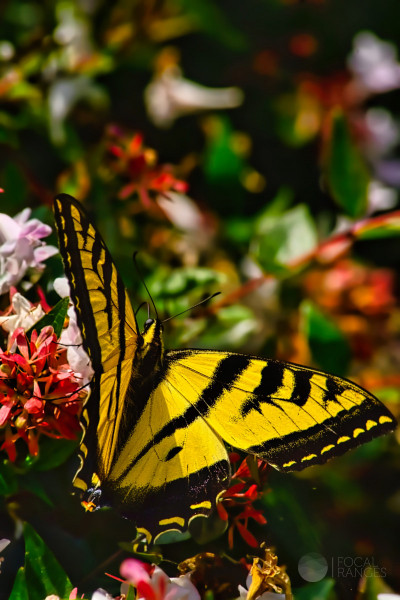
left=139, top=318, right=164, bottom=367
left=142, top=317, right=163, bottom=337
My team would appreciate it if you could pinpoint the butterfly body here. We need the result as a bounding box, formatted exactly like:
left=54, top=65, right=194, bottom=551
left=53, top=194, right=396, bottom=544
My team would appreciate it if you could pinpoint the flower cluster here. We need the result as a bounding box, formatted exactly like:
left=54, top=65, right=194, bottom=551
left=62, top=551, right=293, bottom=600
left=304, top=259, right=396, bottom=317
left=0, top=208, right=58, bottom=295
left=0, top=325, right=85, bottom=461
left=120, top=558, right=200, bottom=600
left=106, top=127, right=188, bottom=206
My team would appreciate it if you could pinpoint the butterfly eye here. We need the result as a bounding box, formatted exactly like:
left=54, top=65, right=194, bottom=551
left=144, top=318, right=155, bottom=330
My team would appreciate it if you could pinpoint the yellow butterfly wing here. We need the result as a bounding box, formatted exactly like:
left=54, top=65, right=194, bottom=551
left=54, top=193, right=396, bottom=545
left=164, top=350, right=396, bottom=471
left=54, top=194, right=139, bottom=494
left=95, top=346, right=396, bottom=542
left=97, top=369, right=230, bottom=542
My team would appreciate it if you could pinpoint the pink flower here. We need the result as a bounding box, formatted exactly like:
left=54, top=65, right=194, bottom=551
left=348, top=32, right=400, bottom=94
left=0, top=209, right=58, bottom=294
left=120, top=559, right=200, bottom=600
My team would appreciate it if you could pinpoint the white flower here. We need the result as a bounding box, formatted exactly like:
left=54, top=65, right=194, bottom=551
left=377, top=595, right=400, bottom=600
left=145, top=65, right=243, bottom=128
left=91, top=589, right=114, bottom=600
left=168, top=573, right=202, bottom=600
left=0, top=538, right=10, bottom=574
left=348, top=32, right=400, bottom=94
left=69, top=586, right=112, bottom=600
left=0, top=292, right=45, bottom=335
left=53, top=277, right=94, bottom=385
left=367, top=180, right=398, bottom=214
left=157, top=192, right=204, bottom=232
left=0, top=208, right=58, bottom=295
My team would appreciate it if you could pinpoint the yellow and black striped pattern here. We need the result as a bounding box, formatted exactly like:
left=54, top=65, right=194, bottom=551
left=54, top=194, right=397, bottom=544
left=54, top=195, right=138, bottom=491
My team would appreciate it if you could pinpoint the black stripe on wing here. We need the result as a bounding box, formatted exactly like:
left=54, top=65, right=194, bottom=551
left=54, top=194, right=103, bottom=372
left=248, top=399, right=396, bottom=470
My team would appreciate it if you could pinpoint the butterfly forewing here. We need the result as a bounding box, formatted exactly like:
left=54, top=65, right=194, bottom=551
left=54, top=194, right=139, bottom=492
left=54, top=194, right=138, bottom=368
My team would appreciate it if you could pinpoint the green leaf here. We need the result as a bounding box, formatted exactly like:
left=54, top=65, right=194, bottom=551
left=262, top=474, right=322, bottom=558
left=0, top=163, right=29, bottom=209
left=256, top=186, right=294, bottom=219
left=9, top=568, right=29, bottom=600
left=361, top=565, right=394, bottom=599
left=197, top=305, right=257, bottom=350
left=151, top=267, right=224, bottom=299
left=153, top=529, right=192, bottom=544
left=7, top=81, right=41, bottom=102
left=294, top=578, right=336, bottom=600
left=204, top=117, right=245, bottom=184
left=28, top=438, right=78, bottom=472
left=179, top=0, right=247, bottom=50
left=0, top=460, right=18, bottom=495
left=10, top=523, right=73, bottom=600
left=126, top=585, right=136, bottom=600
left=325, top=110, right=370, bottom=218
left=189, top=511, right=228, bottom=544
left=301, top=300, right=351, bottom=376
left=355, top=212, right=400, bottom=240
left=26, top=297, right=69, bottom=339
left=252, top=204, right=318, bottom=276
left=225, top=216, right=254, bottom=244
left=16, top=473, right=53, bottom=506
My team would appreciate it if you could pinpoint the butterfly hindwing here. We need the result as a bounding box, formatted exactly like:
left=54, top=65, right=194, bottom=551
left=96, top=345, right=396, bottom=542
left=99, top=370, right=230, bottom=541
left=163, top=350, right=396, bottom=471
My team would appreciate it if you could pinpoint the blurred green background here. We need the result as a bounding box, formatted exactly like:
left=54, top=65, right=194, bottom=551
left=1, top=1, right=400, bottom=599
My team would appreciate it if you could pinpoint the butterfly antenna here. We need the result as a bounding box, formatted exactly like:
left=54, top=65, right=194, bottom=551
left=133, top=251, right=159, bottom=319
left=134, top=301, right=148, bottom=317
left=162, top=291, right=221, bottom=323
left=55, top=341, right=82, bottom=348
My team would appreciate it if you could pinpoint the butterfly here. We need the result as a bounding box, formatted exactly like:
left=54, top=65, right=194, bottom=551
left=53, top=193, right=396, bottom=544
